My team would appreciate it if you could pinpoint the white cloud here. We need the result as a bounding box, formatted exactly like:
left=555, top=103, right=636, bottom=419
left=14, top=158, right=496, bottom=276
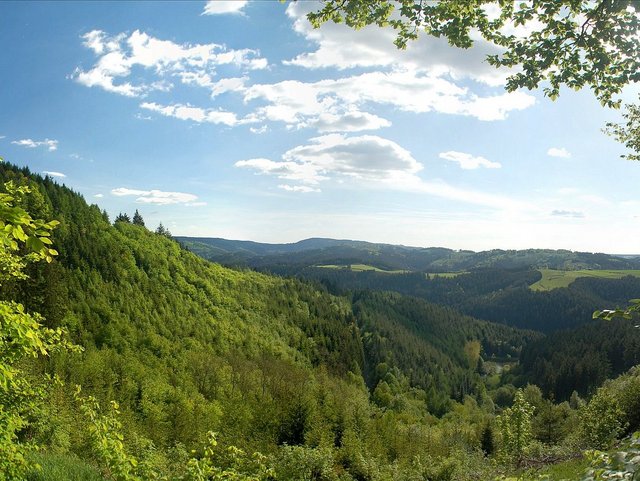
left=94, top=194, right=104, bottom=198
left=439, top=151, right=501, bottom=170
left=284, top=2, right=511, bottom=87
left=278, top=184, right=321, bottom=193
left=311, top=111, right=391, bottom=132
left=250, top=125, right=268, bottom=134
left=73, top=14, right=534, bottom=133
left=111, top=187, right=200, bottom=205
left=12, top=138, right=58, bottom=151
left=237, top=133, right=423, bottom=186
left=209, top=76, right=248, bottom=97
left=236, top=134, right=530, bottom=211
left=547, top=147, right=571, bottom=158
left=239, top=3, right=533, bottom=129
left=397, top=177, right=528, bottom=210
left=244, top=71, right=535, bottom=128
left=202, top=1, right=248, bottom=16
left=551, top=209, right=585, bottom=218
left=140, top=102, right=252, bottom=126
left=42, top=171, right=66, bottom=178
left=73, top=29, right=266, bottom=97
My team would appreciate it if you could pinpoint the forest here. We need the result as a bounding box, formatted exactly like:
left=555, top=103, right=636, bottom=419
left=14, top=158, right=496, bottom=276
left=6, top=0, right=640, bottom=479
left=1, top=160, right=640, bottom=481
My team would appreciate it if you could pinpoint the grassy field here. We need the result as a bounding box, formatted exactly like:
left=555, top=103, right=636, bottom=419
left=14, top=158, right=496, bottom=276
left=316, top=263, right=407, bottom=273
left=28, top=452, right=105, bottom=481
left=426, top=272, right=467, bottom=279
left=519, top=456, right=588, bottom=481
left=530, top=268, right=640, bottom=291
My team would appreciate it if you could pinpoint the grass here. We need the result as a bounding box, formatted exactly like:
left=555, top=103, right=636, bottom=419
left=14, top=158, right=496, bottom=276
left=519, top=456, right=588, bottom=481
left=530, top=268, right=640, bottom=291
left=316, top=263, right=407, bottom=273
left=27, top=452, right=105, bottom=481
left=426, top=271, right=467, bottom=279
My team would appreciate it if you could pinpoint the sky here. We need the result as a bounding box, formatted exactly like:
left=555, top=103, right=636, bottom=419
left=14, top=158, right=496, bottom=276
left=1, top=1, right=639, bottom=254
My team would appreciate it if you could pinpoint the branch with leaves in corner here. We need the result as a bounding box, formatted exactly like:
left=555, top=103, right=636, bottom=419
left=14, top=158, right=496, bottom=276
left=0, top=174, right=80, bottom=480
left=593, top=298, right=640, bottom=322
left=307, top=1, right=640, bottom=158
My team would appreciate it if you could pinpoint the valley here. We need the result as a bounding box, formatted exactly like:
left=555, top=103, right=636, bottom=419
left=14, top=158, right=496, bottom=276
left=0, top=163, right=636, bottom=480
left=4, top=1, right=640, bottom=479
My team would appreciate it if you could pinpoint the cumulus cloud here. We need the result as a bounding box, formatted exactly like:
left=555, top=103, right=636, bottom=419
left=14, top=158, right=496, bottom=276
left=111, top=187, right=200, bottom=205
left=547, top=147, right=571, bottom=158
left=284, top=2, right=510, bottom=87
left=238, top=2, right=534, bottom=128
left=439, top=151, right=501, bottom=170
left=72, top=29, right=266, bottom=97
left=236, top=134, right=530, bottom=210
left=310, top=111, right=391, bottom=132
left=236, top=134, right=423, bottom=187
left=140, top=102, right=254, bottom=126
left=94, top=194, right=104, bottom=198
left=42, top=171, right=66, bottom=178
left=244, top=71, right=535, bottom=128
left=551, top=209, right=585, bottom=218
left=72, top=11, right=535, bottom=133
left=202, top=1, right=248, bottom=16
left=12, top=138, right=58, bottom=151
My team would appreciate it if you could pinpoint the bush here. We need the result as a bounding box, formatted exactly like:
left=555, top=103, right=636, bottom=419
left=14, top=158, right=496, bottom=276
left=579, top=388, right=626, bottom=450
left=275, top=445, right=337, bottom=481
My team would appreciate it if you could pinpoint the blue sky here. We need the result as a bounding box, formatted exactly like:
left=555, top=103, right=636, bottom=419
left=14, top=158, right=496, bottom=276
left=1, top=1, right=639, bottom=253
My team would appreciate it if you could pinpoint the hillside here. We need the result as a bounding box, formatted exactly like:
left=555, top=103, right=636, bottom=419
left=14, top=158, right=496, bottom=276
left=179, top=258, right=638, bottom=334
left=0, top=162, right=549, bottom=480
left=177, top=236, right=640, bottom=272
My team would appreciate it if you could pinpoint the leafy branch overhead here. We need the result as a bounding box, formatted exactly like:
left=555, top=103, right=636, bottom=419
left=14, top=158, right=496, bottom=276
left=0, top=180, right=59, bottom=270
left=593, top=298, right=640, bottom=321
left=308, top=0, right=640, bottom=157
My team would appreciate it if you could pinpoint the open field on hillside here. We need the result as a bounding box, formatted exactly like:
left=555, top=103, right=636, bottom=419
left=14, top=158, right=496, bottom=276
left=316, top=263, right=407, bottom=273
left=426, top=272, right=467, bottom=279
left=530, top=268, right=640, bottom=291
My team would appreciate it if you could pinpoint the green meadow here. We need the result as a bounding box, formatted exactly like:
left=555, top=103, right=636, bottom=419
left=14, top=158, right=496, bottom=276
left=530, top=268, right=640, bottom=291
left=426, top=272, right=467, bottom=279
left=316, top=263, right=407, bottom=273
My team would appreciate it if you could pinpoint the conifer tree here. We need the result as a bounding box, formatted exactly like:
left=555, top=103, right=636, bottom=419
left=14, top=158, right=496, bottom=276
left=155, top=222, right=171, bottom=237
left=114, top=212, right=130, bottom=223
left=132, top=209, right=145, bottom=227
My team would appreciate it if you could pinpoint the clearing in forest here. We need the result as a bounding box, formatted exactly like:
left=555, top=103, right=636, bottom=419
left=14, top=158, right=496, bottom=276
left=530, top=268, right=640, bottom=291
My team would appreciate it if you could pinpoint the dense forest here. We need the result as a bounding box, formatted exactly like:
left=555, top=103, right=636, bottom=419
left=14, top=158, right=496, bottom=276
left=2, top=161, right=640, bottom=480
left=221, top=264, right=639, bottom=334
left=177, top=237, right=640, bottom=272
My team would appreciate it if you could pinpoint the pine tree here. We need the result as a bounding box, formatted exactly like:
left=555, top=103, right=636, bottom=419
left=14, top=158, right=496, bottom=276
left=481, top=423, right=495, bottom=456
left=114, top=213, right=130, bottom=223
left=132, top=209, right=145, bottom=227
left=155, top=222, right=171, bottom=238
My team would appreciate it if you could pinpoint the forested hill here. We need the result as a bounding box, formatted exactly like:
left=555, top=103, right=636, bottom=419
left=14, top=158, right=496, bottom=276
left=177, top=236, right=640, bottom=271
left=0, top=163, right=533, bottom=458
left=6, top=162, right=640, bottom=480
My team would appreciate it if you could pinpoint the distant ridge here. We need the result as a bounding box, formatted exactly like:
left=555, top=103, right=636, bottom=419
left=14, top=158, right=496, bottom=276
left=176, top=236, right=640, bottom=272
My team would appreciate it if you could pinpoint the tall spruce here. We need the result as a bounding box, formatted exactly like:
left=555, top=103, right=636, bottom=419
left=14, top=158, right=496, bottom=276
left=114, top=212, right=130, bottom=223
left=132, top=209, right=145, bottom=227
